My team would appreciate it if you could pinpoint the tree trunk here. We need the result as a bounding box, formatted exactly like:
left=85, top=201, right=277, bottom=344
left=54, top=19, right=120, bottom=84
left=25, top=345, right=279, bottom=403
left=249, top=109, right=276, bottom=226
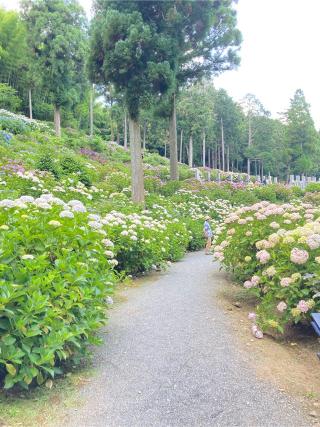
left=117, top=131, right=120, bottom=144
left=89, top=84, right=94, bottom=138
left=169, top=93, right=179, bottom=180
left=129, top=117, right=144, bottom=204
left=54, top=105, right=61, bottom=137
left=188, top=134, right=193, bottom=168
left=216, top=146, right=219, bottom=170
left=208, top=148, right=211, bottom=168
left=227, top=146, right=230, bottom=172
left=247, top=114, right=252, bottom=175
left=143, top=121, right=146, bottom=151
left=124, top=112, right=128, bottom=149
left=28, top=89, right=33, bottom=120
left=221, top=118, right=225, bottom=172
left=179, top=129, right=183, bottom=163
left=202, top=131, right=206, bottom=168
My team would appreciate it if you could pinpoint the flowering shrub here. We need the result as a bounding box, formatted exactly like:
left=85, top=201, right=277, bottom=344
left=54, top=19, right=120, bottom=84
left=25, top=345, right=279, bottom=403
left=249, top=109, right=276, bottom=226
left=0, top=110, right=53, bottom=134
left=83, top=210, right=190, bottom=274
left=0, top=195, right=117, bottom=389
left=213, top=200, right=320, bottom=333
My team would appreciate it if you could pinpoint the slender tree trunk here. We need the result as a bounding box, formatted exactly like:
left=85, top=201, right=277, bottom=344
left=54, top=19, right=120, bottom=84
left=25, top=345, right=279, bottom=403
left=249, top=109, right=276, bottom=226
left=128, top=116, right=144, bottom=204
left=164, top=139, right=167, bottom=158
left=217, top=145, right=220, bottom=170
left=212, top=148, right=215, bottom=169
left=227, top=146, right=230, bottom=172
left=124, top=112, right=128, bottom=149
left=169, top=93, right=178, bottom=180
left=188, top=134, right=193, bottom=168
left=143, top=121, right=146, bottom=151
left=54, top=105, right=61, bottom=137
left=208, top=148, right=211, bottom=168
left=221, top=118, right=225, bottom=172
left=202, top=131, right=206, bottom=168
left=179, top=129, right=183, bottom=163
left=111, top=127, right=114, bottom=142
left=28, top=89, right=33, bottom=120
left=247, top=114, right=252, bottom=175
left=89, top=84, right=94, bottom=138
left=117, top=131, right=120, bottom=144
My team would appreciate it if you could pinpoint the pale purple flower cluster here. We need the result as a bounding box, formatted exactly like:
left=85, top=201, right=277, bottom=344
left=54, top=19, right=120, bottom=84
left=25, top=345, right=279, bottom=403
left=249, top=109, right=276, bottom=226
left=79, top=148, right=107, bottom=164
left=256, top=249, right=270, bottom=264
left=290, top=248, right=309, bottom=265
left=297, top=300, right=309, bottom=313
left=1, top=160, right=25, bottom=174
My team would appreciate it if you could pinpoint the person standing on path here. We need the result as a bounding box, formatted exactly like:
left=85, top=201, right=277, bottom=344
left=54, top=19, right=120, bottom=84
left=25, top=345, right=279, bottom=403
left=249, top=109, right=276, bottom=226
left=203, top=215, right=213, bottom=255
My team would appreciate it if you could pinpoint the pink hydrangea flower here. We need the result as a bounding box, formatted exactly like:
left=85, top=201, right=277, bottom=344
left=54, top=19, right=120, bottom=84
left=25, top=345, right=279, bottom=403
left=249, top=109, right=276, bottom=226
left=277, top=301, right=287, bottom=312
left=251, top=275, right=260, bottom=286
left=244, top=280, right=253, bottom=289
left=280, top=277, right=293, bottom=287
left=297, top=300, right=309, bottom=313
left=290, top=248, right=309, bottom=264
left=256, top=249, right=270, bottom=264
left=306, top=234, right=320, bottom=250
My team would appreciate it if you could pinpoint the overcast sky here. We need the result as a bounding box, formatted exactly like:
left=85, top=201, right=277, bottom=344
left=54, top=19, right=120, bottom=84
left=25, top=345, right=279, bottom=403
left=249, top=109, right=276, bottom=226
left=1, top=0, right=320, bottom=127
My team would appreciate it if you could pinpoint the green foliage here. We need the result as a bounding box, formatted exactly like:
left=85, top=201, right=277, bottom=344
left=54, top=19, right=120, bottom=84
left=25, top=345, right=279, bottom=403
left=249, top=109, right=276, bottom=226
left=89, top=3, right=175, bottom=119
left=159, top=180, right=182, bottom=197
left=21, top=0, right=88, bottom=110
left=0, top=8, right=27, bottom=87
left=36, top=154, right=60, bottom=179
left=305, top=182, right=320, bottom=193
left=0, top=84, right=21, bottom=111
left=0, top=201, right=116, bottom=390
left=285, top=89, right=319, bottom=175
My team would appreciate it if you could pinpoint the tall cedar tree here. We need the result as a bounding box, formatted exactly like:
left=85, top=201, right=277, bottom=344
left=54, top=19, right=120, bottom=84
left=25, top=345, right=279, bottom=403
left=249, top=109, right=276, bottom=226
left=89, top=1, right=176, bottom=204
left=165, top=0, right=242, bottom=179
left=285, top=89, right=319, bottom=175
left=21, top=0, right=88, bottom=136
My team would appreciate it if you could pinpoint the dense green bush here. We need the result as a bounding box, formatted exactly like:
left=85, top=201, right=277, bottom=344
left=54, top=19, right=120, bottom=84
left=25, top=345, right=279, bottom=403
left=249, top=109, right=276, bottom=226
left=184, top=219, right=205, bottom=251
left=0, top=197, right=116, bottom=389
left=36, top=153, right=60, bottom=178
left=305, top=182, right=320, bottom=193
left=0, top=84, right=21, bottom=112
left=159, top=180, right=182, bottom=196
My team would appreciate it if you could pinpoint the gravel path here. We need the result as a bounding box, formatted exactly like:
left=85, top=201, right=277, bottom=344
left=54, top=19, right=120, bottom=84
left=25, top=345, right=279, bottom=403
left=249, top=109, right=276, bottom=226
left=62, top=252, right=309, bottom=427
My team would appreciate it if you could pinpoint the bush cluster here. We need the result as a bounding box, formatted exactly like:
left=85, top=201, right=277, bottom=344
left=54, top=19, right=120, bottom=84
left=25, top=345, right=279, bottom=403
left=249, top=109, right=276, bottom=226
left=213, top=201, right=320, bottom=333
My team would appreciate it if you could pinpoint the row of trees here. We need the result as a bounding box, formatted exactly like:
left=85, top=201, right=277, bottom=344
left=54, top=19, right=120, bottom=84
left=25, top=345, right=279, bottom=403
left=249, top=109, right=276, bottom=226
left=160, top=85, right=320, bottom=180
left=1, top=2, right=319, bottom=200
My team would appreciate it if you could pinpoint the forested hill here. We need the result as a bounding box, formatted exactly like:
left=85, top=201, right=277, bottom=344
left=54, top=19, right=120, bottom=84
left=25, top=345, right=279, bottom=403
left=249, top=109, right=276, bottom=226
left=1, top=3, right=319, bottom=182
